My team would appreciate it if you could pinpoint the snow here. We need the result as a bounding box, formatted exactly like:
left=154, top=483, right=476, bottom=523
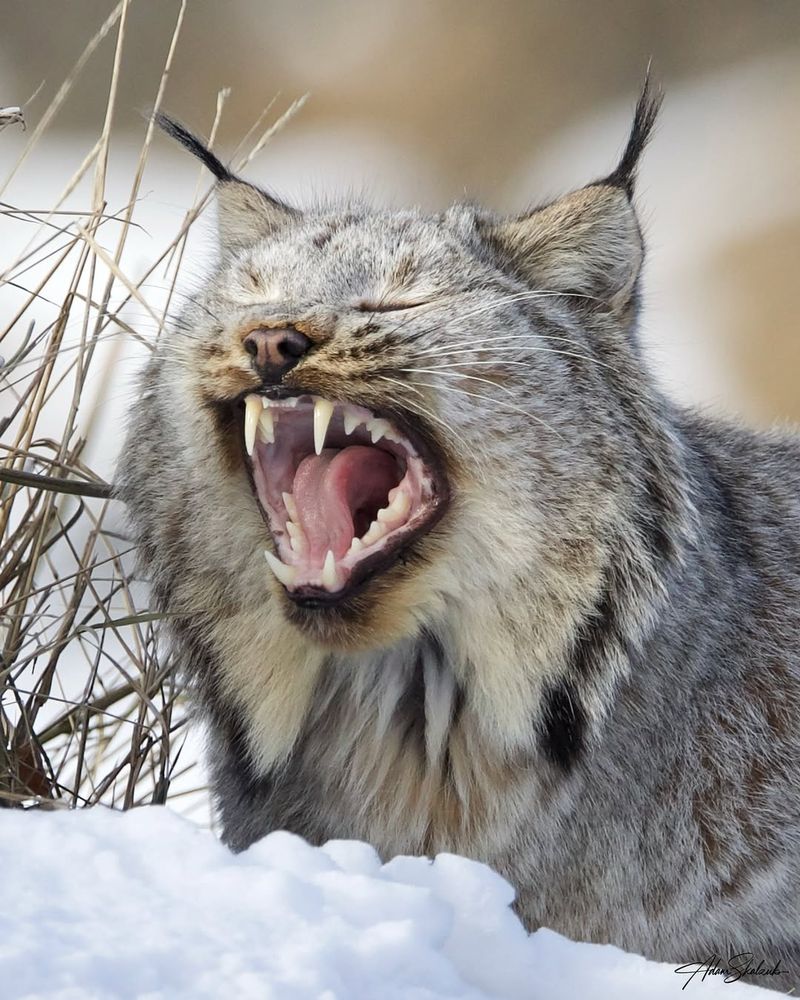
left=0, top=808, right=771, bottom=999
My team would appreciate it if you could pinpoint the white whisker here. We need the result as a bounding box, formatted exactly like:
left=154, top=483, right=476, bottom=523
left=405, top=379, right=564, bottom=441
left=408, top=346, right=616, bottom=372
left=375, top=376, right=473, bottom=453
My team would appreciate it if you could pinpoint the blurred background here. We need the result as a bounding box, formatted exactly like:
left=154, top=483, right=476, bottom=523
left=2, top=0, right=799, bottom=424
left=1, top=1, right=798, bottom=821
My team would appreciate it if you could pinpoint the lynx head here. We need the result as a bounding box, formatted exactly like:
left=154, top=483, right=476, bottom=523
left=121, top=83, right=681, bottom=698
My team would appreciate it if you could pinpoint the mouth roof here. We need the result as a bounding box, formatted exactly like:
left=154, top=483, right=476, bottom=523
left=243, top=393, right=446, bottom=597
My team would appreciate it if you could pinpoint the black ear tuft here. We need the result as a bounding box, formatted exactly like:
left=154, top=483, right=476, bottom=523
left=153, top=111, right=233, bottom=183
left=604, top=71, right=663, bottom=197
left=153, top=111, right=299, bottom=247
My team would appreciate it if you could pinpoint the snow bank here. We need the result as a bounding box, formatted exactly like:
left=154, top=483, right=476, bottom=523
left=0, top=808, right=768, bottom=999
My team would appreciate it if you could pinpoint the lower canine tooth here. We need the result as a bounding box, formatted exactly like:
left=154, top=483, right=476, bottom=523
left=244, top=395, right=261, bottom=456
left=314, top=399, right=334, bottom=455
left=264, top=550, right=297, bottom=588
left=321, top=549, right=338, bottom=589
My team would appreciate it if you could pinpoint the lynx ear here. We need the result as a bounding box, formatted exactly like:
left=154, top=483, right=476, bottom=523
left=483, top=81, right=662, bottom=313
left=154, top=112, right=298, bottom=248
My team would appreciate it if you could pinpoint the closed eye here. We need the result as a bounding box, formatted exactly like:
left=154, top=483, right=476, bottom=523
left=355, top=298, right=432, bottom=313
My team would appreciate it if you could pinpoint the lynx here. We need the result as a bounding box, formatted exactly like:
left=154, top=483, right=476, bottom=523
left=117, top=87, right=800, bottom=988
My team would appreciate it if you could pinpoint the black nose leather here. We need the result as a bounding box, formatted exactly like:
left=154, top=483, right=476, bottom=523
left=242, top=327, right=311, bottom=383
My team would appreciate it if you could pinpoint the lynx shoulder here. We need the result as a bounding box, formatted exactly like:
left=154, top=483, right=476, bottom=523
left=117, top=85, right=800, bottom=989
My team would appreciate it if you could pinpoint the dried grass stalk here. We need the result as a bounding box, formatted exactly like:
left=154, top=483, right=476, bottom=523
left=1, top=4, right=303, bottom=815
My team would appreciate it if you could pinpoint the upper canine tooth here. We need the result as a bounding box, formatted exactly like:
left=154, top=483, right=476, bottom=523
left=321, top=549, right=339, bottom=589
left=343, top=410, right=361, bottom=436
left=258, top=404, right=275, bottom=444
left=264, top=549, right=297, bottom=588
left=314, top=399, right=334, bottom=455
left=367, top=418, right=391, bottom=444
left=244, top=395, right=261, bottom=456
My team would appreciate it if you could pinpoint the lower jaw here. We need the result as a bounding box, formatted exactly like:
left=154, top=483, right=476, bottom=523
left=280, top=578, right=410, bottom=652
left=261, top=503, right=444, bottom=606
left=270, top=539, right=434, bottom=651
left=283, top=595, right=366, bottom=646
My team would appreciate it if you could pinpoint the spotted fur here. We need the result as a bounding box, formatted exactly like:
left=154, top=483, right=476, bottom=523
left=117, top=86, right=800, bottom=988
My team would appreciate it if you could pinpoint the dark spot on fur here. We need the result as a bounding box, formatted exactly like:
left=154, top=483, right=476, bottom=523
left=392, top=254, right=417, bottom=286
left=541, top=680, right=585, bottom=771
left=351, top=323, right=380, bottom=340
left=689, top=436, right=755, bottom=571
left=202, top=342, right=226, bottom=358
left=421, top=628, right=446, bottom=665
left=571, top=584, right=619, bottom=680
left=637, top=474, right=679, bottom=565
left=312, top=227, right=335, bottom=250
left=205, top=401, right=243, bottom=475
left=398, top=654, right=427, bottom=747
left=348, top=334, right=401, bottom=360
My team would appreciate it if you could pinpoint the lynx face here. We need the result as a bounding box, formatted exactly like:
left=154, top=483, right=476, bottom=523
left=141, top=92, right=661, bottom=656
left=161, top=198, right=614, bottom=652
left=122, top=95, right=667, bottom=668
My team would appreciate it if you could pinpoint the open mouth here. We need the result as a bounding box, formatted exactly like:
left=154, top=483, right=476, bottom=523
left=241, top=393, right=448, bottom=603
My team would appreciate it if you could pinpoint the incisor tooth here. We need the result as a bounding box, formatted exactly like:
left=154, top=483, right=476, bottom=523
left=314, top=399, right=334, bottom=455
left=258, top=405, right=274, bottom=444
left=361, top=519, right=387, bottom=546
left=321, top=549, right=338, bottom=589
left=343, top=410, right=361, bottom=436
left=244, top=395, right=261, bottom=456
left=264, top=549, right=297, bottom=588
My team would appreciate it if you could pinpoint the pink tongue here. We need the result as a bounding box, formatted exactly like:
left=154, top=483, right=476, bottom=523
left=292, top=447, right=400, bottom=560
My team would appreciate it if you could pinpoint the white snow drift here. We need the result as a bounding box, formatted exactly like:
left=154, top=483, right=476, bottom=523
left=0, top=807, right=771, bottom=999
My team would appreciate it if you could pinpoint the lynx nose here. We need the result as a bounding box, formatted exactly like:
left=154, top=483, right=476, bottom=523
left=242, top=327, right=311, bottom=383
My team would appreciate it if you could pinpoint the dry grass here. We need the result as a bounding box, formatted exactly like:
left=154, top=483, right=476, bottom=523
left=0, top=1, right=303, bottom=813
